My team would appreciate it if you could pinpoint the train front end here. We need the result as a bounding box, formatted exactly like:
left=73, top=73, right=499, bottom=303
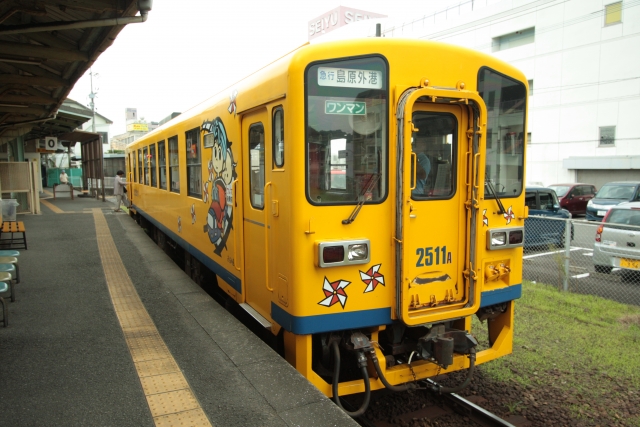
left=275, top=40, right=527, bottom=407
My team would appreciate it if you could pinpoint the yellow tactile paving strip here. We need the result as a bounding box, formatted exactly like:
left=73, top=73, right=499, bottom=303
left=40, top=199, right=64, bottom=213
left=92, top=208, right=213, bottom=427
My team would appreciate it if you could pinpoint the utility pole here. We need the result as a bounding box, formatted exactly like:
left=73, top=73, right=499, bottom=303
left=89, top=68, right=98, bottom=133
left=87, top=68, right=104, bottom=201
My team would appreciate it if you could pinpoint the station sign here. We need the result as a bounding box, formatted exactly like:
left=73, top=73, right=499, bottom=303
left=308, top=6, right=386, bottom=40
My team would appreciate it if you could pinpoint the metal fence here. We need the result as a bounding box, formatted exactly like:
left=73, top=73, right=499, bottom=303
left=523, top=215, right=640, bottom=306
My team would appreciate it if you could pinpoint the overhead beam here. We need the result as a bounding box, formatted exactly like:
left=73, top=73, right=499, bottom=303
left=0, top=74, right=69, bottom=87
left=0, top=41, right=88, bottom=62
left=0, top=105, right=47, bottom=115
left=0, top=94, right=56, bottom=104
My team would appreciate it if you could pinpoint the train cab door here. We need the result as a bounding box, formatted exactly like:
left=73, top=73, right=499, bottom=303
left=397, top=89, right=481, bottom=326
left=241, top=108, right=273, bottom=322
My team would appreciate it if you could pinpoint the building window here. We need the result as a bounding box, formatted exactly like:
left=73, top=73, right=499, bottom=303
left=605, top=2, right=622, bottom=26
left=186, top=128, right=201, bottom=198
left=98, top=131, right=109, bottom=145
left=158, top=140, right=167, bottom=190
left=527, top=132, right=532, bottom=145
left=169, top=135, right=179, bottom=193
left=528, top=80, right=533, bottom=96
left=599, top=126, right=615, bottom=146
left=492, top=27, right=535, bottom=52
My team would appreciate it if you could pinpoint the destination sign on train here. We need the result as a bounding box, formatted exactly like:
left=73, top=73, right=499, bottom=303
left=325, top=101, right=366, bottom=115
left=317, top=67, right=382, bottom=89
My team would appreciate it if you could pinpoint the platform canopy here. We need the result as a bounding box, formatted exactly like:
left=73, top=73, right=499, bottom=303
left=0, top=0, right=152, bottom=144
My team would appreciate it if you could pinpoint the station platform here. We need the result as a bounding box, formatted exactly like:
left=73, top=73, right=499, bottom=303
left=0, top=190, right=358, bottom=427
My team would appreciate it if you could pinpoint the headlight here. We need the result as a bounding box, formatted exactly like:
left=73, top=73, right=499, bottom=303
left=587, top=200, right=593, bottom=206
left=348, top=244, right=368, bottom=261
left=491, top=232, right=507, bottom=246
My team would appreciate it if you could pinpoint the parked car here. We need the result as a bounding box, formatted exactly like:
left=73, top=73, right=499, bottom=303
left=548, top=183, right=597, bottom=216
left=524, top=186, right=573, bottom=248
left=586, top=181, right=640, bottom=221
left=593, top=201, right=640, bottom=274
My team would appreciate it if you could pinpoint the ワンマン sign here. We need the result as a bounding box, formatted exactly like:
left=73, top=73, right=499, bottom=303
left=308, top=6, right=386, bottom=40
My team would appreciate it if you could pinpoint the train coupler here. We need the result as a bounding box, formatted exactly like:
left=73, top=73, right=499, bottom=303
left=417, top=325, right=478, bottom=369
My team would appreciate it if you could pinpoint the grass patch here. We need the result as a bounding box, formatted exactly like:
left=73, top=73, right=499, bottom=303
left=473, top=281, right=640, bottom=424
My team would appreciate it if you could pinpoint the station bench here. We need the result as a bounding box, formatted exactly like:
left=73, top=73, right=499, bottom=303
left=0, top=221, right=27, bottom=250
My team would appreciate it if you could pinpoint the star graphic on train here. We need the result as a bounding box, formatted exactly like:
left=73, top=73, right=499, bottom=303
left=503, top=206, right=515, bottom=224
left=318, top=277, right=351, bottom=308
left=360, top=264, right=384, bottom=293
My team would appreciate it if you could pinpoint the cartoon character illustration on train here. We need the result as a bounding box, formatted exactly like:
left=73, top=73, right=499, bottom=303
left=202, top=118, right=236, bottom=255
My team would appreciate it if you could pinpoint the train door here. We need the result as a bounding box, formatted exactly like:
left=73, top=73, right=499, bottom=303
left=397, top=89, right=479, bottom=326
left=241, top=108, right=273, bottom=321
left=127, top=151, right=135, bottom=205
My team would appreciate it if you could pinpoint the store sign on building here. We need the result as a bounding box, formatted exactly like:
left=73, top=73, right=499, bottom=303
left=308, top=6, right=386, bottom=40
left=127, top=123, right=149, bottom=132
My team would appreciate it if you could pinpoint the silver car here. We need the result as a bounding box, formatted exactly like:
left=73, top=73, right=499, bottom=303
left=593, top=201, right=640, bottom=274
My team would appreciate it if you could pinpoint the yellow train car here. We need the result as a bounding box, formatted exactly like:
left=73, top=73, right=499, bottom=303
left=126, top=38, right=528, bottom=415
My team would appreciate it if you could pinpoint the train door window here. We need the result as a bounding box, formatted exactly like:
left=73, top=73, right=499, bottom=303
left=186, top=128, right=201, bottom=198
left=138, top=149, right=143, bottom=183
left=142, top=146, right=148, bottom=185
left=169, top=135, right=179, bottom=193
left=273, top=107, right=284, bottom=168
left=149, top=143, right=157, bottom=187
left=249, top=123, right=265, bottom=209
left=410, top=113, right=456, bottom=199
left=158, top=140, right=167, bottom=190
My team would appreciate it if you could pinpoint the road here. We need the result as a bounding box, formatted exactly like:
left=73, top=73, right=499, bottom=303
left=522, top=217, right=640, bottom=306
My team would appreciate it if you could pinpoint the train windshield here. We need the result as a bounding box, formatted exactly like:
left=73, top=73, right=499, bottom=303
left=305, top=56, right=387, bottom=205
left=478, top=68, right=527, bottom=198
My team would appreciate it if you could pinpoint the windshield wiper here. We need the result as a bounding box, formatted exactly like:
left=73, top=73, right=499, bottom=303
left=342, top=173, right=381, bottom=224
left=485, top=179, right=506, bottom=215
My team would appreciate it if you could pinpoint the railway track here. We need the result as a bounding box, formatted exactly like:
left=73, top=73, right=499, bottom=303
left=345, top=382, right=524, bottom=427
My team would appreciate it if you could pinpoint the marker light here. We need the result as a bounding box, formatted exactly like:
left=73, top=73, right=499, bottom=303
left=323, top=246, right=345, bottom=264
left=509, top=230, right=524, bottom=245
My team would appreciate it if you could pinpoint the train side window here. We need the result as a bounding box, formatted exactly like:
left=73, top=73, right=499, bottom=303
left=137, top=149, right=143, bottom=183
left=142, top=146, right=148, bottom=185
left=186, top=128, right=202, bottom=198
left=169, top=135, right=179, bottom=193
left=158, top=140, right=167, bottom=190
left=273, top=107, right=284, bottom=168
left=133, top=153, right=137, bottom=183
left=249, top=123, right=265, bottom=209
left=149, top=143, right=157, bottom=187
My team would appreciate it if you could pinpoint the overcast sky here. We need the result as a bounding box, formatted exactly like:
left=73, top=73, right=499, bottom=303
left=68, top=0, right=460, bottom=137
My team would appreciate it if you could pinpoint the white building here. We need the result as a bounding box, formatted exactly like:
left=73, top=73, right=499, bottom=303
left=373, top=0, right=640, bottom=188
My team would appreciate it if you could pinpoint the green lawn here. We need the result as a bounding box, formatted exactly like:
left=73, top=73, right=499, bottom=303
left=473, top=281, right=640, bottom=424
